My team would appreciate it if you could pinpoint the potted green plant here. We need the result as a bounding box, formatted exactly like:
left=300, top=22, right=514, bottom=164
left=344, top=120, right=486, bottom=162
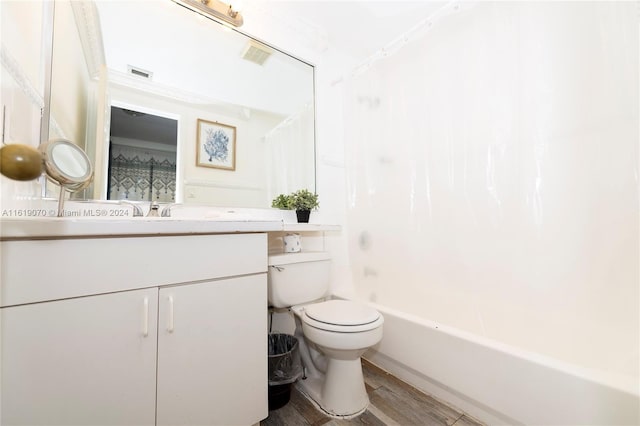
left=271, top=194, right=294, bottom=210
left=291, top=189, right=319, bottom=223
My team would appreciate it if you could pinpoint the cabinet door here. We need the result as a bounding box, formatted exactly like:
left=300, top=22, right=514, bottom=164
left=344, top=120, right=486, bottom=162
left=157, top=274, right=267, bottom=426
left=1, top=289, right=158, bottom=425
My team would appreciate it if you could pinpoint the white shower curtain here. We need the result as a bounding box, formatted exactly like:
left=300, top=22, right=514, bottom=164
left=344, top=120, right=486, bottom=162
left=264, top=103, right=315, bottom=201
left=344, top=1, right=639, bottom=381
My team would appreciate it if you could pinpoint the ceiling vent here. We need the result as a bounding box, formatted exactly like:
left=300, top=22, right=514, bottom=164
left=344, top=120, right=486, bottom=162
left=127, top=65, right=153, bottom=80
left=241, top=40, right=273, bottom=66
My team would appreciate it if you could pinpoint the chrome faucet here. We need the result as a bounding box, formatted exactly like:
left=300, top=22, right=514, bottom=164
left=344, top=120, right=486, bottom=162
left=119, top=200, right=144, bottom=217
left=147, top=201, right=160, bottom=217
left=161, top=203, right=180, bottom=217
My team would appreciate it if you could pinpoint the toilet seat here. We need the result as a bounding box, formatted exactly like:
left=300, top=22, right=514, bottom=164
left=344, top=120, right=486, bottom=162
left=301, top=300, right=383, bottom=333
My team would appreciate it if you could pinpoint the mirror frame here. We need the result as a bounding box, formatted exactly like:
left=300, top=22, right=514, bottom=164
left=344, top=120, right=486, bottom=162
left=42, top=0, right=318, bottom=206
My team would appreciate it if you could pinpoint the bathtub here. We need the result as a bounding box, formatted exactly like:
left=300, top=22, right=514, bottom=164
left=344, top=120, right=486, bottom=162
left=362, top=302, right=640, bottom=425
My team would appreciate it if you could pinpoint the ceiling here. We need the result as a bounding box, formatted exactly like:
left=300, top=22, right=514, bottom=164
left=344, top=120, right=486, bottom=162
left=110, top=107, right=178, bottom=146
left=256, top=1, right=448, bottom=61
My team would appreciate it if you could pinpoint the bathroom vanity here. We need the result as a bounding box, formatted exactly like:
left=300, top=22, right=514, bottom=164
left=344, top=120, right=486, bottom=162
left=0, top=221, right=283, bottom=425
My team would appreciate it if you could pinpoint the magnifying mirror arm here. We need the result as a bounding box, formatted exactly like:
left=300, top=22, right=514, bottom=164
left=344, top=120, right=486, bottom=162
left=56, top=189, right=66, bottom=217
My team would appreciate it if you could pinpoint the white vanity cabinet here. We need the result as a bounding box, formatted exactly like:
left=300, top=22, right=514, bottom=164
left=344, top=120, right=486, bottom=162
left=156, top=274, right=266, bottom=425
left=1, top=232, right=268, bottom=426
left=1, top=288, right=159, bottom=425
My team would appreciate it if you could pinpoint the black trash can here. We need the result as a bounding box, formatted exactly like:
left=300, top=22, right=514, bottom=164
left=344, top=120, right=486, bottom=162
left=268, top=333, right=302, bottom=410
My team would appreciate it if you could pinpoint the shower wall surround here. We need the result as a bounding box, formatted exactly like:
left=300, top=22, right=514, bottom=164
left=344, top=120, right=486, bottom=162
left=345, top=1, right=638, bottom=382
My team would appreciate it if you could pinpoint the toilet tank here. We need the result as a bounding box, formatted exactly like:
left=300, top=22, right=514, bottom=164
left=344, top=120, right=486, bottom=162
left=267, top=252, right=331, bottom=308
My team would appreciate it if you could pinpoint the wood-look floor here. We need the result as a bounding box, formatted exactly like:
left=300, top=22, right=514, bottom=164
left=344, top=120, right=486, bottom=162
left=261, top=359, right=484, bottom=426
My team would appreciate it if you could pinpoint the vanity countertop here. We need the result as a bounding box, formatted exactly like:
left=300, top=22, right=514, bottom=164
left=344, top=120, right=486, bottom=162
left=0, top=218, right=282, bottom=239
left=0, top=218, right=341, bottom=239
left=282, top=223, right=341, bottom=232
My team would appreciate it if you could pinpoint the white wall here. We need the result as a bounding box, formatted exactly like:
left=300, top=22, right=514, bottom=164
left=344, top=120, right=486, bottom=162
left=344, top=1, right=638, bottom=382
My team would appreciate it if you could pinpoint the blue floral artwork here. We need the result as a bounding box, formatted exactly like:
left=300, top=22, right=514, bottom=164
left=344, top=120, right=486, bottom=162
left=204, top=129, right=228, bottom=162
left=196, top=119, right=236, bottom=170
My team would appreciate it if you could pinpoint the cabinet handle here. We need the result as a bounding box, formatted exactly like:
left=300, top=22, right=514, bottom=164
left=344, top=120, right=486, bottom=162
left=142, top=296, right=149, bottom=337
left=167, top=295, right=174, bottom=333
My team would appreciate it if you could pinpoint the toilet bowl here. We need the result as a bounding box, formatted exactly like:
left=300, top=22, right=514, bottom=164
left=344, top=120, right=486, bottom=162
left=292, top=300, right=383, bottom=417
left=268, top=253, right=384, bottom=417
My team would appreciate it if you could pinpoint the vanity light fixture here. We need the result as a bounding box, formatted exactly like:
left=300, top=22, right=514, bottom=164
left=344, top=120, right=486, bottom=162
left=173, top=0, right=243, bottom=27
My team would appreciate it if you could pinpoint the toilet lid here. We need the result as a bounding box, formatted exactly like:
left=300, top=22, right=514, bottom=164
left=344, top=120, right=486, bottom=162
left=304, top=300, right=380, bottom=326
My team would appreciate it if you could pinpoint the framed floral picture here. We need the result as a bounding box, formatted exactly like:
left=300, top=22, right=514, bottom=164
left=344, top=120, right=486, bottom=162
left=196, top=119, right=236, bottom=170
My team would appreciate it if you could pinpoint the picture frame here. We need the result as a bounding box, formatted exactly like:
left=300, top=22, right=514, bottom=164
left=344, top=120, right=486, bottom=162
left=196, top=119, right=236, bottom=170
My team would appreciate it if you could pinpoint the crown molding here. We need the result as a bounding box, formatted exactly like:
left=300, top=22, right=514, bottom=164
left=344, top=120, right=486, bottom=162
left=108, top=70, right=252, bottom=120
left=70, top=0, right=105, bottom=80
left=0, top=45, right=67, bottom=140
left=109, top=70, right=215, bottom=105
left=0, top=45, right=44, bottom=109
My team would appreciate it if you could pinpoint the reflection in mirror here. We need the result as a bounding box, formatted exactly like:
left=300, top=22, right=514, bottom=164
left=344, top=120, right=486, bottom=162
left=108, top=106, right=178, bottom=202
left=51, top=143, right=89, bottom=178
left=47, top=0, right=315, bottom=208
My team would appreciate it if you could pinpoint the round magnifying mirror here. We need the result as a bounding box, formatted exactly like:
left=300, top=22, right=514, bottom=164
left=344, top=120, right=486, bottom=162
left=40, top=139, right=93, bottom=192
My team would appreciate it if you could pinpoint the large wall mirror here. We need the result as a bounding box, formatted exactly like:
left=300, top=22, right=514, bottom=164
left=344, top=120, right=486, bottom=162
left=47, top=0, right=315, bottom=208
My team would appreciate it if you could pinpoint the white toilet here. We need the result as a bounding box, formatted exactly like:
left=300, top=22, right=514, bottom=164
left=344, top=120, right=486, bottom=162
left=268, top=252, right=384, bottom=418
